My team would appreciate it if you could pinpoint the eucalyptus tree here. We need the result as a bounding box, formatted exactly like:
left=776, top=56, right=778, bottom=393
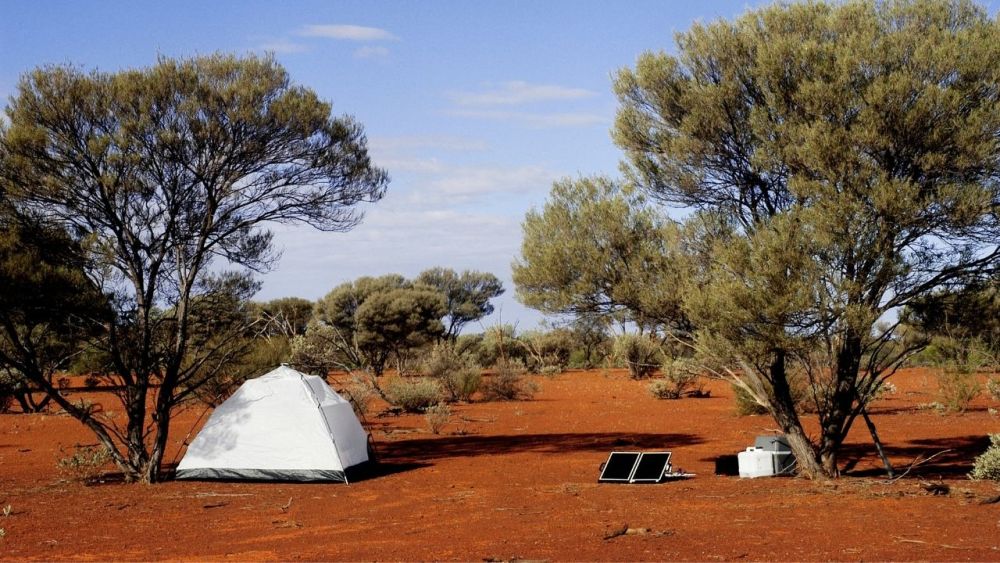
left=513, top=176, right=690, bottom=335
left=0, top=54, right=388, bottom=482
left=614, top=0, right=1000, bottom=477
left=416, top=267, right=504, bottom=340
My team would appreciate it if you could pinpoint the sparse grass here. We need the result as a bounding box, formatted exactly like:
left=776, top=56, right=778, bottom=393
left=936, top=368, right=981, bottom=413
left=425, top=403, right=451, bottom=434
left=986, top=377, right=1000, bottom=402
left=57, top=444, right=112, bottom=482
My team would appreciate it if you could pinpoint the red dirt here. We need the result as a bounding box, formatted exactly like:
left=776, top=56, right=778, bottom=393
left=2, top=368, right=999, bottom=561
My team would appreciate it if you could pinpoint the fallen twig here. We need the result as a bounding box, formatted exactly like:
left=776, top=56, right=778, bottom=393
left=885, top=449, right=952, bottom=483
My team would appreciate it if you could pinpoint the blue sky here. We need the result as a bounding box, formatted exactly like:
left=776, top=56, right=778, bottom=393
left=2, top=1, right=787, bottom=330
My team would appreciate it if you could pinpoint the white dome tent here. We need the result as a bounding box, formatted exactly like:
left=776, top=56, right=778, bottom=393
left=176, top=364, right=370, bottom=482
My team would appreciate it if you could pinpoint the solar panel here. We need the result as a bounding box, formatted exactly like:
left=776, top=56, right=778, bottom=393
left=630, top=452, right=672, bottom=483
left=598, top=452, right=641, bottom=482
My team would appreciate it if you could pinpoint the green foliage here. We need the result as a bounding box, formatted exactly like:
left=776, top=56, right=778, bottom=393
left=421, top=344, right=481, bottom=402
left=416, top=268, right=504, bottom=340
left=903, top=282, right=1000, bottom=351
left=970, top=434, right=1000, bottom=481
left=0, top=213, right=108, bottom=412
left=311, top=273, right=493, bottom=376
left=383, top=377, right=442, bottom=413
left=355, top=287, right=447, bottom=366
left=513, top=176, right=689, bottom=332
left=483, top=358, right=537, bottom=401
left=611, top=0, right=1000, bottom=478
left=613, top=334, right=662, bottom=379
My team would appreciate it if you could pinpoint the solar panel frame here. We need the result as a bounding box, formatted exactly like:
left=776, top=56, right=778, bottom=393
left=629, top=452, right=672, bottom=483
left=598, top=451, right=642, bottom=483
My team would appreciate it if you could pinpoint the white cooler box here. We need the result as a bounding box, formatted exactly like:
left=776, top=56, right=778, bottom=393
left=737, top=447, right=793, bottom=478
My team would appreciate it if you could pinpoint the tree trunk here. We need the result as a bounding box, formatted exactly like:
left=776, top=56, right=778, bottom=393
left=767, top=350, right=830, bottom=478
left=816, top=332, right=865, bottom=478
left=143, top=401, right=172, bottom=483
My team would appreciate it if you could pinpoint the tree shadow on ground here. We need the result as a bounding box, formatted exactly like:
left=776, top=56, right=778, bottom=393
left=840, top=434, right=989, bottom=478
left=381, top=432, right=703, bottom=464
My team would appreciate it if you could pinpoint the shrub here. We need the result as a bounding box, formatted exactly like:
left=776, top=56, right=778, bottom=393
left=482, top=358, right=537, bottom=401
left=57, top=444, right=112, bottom=482
left=341, top=374, right=379, bottom=417
left=986, top=377, right=1000, bottom=402
left=613, top=334, right=661, bottom=379
left=424, top=403, right=451, bottom=434
left=539, top=365, right=562, bottom=377
left=936, top=368, right=981, bottom=413
left=421, top=344, right=482, bottom=402
left=383, top=377, right=442, bottom=413
left=0, top=372, right=15, bottom=414
left=970, top=434, right=1000, bottom=481
left=649, top=358, right=705, bottom=399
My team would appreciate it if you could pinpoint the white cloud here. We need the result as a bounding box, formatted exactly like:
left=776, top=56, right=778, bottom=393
left=424, top=164, right=554, bottom=199
left=299, top=24, right=398, bottom=41
left=449, top=81, right=597, bottom=106
left=369, top=135, right=489, bottom=153
left=353, top=45, right=390, bottom=59
left=447, top=108, right=609, bottom=128
left=257, top=39, right=309, bottom=54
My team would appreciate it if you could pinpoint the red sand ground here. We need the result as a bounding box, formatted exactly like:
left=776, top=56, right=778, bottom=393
left=1, top=368, right=999, bottom=561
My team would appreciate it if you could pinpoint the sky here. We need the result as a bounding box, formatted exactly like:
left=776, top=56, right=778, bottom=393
left=3, top=0, right=798, bottom=330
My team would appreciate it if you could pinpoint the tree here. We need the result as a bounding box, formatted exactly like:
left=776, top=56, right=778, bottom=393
left=256, top=297, right=313, bottom=338
left=513, top=176, right=689, bottom=334
left=0, top=54, right=388, bottom=482
left=902, top=280, right=1000, bottom=347
left=613, top=0, right=1000, bottom=477
left=355, top=287, right=447, bottom=374
left=416, top=267, right=504, bottom=340
left=0, top=211, right=108, bottom=413
left=310, top=274, right=410, bottom=374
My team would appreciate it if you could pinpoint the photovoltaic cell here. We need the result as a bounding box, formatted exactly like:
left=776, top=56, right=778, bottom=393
left=598, top=452, right=641, bottom=482
left=630, top=452, right=672, bottom=482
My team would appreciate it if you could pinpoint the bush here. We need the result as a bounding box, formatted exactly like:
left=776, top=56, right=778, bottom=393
left=424, top=403, right=451, bottom=434
left=613, top=334, right=662, bottom=379
left=421, top=344, right=481, bottom=402
left=539, top=365, right=562, bottom=377
left=0, top=371, right=16, bottom=413
left=936, top=368, right=981, bottom=413
left=341, top=374, right=379, bottom=417
left=970, top=434, right=1000, bottom=481
left=648, top=358, right=705, bottom=399
left=986, top=377, right=1000, bottom=402
left=482, top=358, right=537, bottom=401
left=383, top=376, right=442, bottom=413
left=57, top=444, right=112, bottom=482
